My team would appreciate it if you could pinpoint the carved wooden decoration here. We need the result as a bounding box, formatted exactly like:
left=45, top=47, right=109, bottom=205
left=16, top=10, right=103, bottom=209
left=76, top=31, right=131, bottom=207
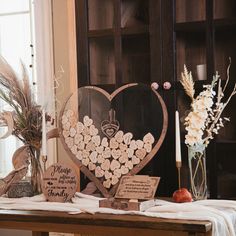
left=42, top=163, right=78, bottom=202
left=59, top=83, right=168, bottom=198
left=12, top=145, right=30, bottom=169
left=0, top=165, right=28, bottom=196
left=0, top=145, right=30, bottom=196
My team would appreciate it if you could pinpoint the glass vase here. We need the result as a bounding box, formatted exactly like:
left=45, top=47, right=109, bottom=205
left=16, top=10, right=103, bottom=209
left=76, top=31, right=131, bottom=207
left=188, top=144, right=207, bottom=200
left=28, top=146, right=43, bottom=195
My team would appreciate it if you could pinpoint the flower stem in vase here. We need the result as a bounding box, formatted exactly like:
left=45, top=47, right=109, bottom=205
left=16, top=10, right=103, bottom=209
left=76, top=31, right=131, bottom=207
left=29, top=146, right=43, bottom=194
left=188, top=145, right=207, bottom=200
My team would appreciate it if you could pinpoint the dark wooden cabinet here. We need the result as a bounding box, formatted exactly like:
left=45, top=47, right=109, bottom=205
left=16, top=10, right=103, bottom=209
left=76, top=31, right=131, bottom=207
left=76, top=0, right=163, bottom=87
left=75, top=0, right=236, bottom=199
left=75, top=0, right=176, bottom=197
left=175, top=0, right=236, bottom=199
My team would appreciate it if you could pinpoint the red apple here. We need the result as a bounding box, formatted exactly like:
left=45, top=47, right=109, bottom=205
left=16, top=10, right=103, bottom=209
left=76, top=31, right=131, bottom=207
left=172, top=188, right=193, bottom=203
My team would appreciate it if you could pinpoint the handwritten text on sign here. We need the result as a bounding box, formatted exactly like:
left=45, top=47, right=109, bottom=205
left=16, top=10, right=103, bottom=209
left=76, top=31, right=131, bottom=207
left=42, top=163, right=78, bottom=202
left=115, top=175, right=160, bottom=200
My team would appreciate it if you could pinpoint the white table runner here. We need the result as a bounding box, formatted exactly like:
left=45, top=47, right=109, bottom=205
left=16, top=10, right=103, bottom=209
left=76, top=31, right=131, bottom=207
left=0, top=193, right=236, bottom=236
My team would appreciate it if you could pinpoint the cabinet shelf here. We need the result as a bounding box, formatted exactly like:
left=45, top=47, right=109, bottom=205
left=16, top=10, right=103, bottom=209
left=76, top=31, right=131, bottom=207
left=175, top=21, right=206, bottom=32
left=176, top=78, right=233, bottom=92
left=90, top=84, right=116, bottom=92
left=121, top=25, right=149, bottom=36
left=214, top=18, right=236, bottom=30
left=88, top=26, right=149, bottom=38
left=175, top=80, right=208, bottom=90
left=88, top=29, right=114, bottom=38
left=215, top=139, right=236, bottom=145
left=175, top=18, right=236, bottom=33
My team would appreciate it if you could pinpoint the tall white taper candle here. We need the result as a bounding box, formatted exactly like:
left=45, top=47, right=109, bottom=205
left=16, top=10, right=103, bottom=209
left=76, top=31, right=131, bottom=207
left=42, top=109, right=47, bottom=156
left=175, top=110, right=182, bottom=163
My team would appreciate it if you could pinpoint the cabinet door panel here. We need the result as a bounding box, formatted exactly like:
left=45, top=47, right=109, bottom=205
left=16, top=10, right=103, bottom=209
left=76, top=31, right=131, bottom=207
left=89, top=38, right=115, bottom=85
left=176, top=0, right=206, bottom=23
left=120, top=0, right=149, bottom=28
left=217, top=144, right=236, bottom=199
left=214, top=0, right=236, bottom=19
left=88, top=0, right=114, bottom=30
left=176, top=33, right=206, bottom=82
left=122, top=34, right=150, bottom=84
left=76, top=0, right=176, bottom=196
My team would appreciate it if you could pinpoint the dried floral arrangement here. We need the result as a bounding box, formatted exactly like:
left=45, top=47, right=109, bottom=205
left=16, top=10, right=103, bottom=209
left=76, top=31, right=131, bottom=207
left=0, top=58, right=42, bottom=148
left=0, top=57, right=43, bottom=193
left=180, top=60, right=236, bottom=148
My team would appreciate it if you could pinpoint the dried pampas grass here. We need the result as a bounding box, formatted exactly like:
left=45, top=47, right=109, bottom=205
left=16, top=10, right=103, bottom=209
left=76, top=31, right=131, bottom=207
left=180, top=65, right=195, bottom=100
left=0, top=56, right=42, bottom=149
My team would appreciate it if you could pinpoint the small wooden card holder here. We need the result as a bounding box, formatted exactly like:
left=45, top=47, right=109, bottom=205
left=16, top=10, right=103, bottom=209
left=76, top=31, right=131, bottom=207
left=99, top=197, right=155, bottom=211
left=99, top=175, right=160, bottom=211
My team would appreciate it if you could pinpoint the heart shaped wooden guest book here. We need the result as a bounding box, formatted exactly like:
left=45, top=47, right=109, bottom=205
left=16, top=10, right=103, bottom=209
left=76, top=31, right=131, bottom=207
left=59, top=83, right=168, bottom=198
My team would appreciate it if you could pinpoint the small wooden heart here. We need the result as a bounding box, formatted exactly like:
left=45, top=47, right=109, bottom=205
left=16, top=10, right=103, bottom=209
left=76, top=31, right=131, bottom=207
left=59, top=83, right=168, bottom=198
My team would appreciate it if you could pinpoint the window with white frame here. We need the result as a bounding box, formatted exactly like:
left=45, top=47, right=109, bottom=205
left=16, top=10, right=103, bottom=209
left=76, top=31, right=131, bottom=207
left=0, top=0, right=34, bottom=176
left=0, top=0, right=55, bottom=176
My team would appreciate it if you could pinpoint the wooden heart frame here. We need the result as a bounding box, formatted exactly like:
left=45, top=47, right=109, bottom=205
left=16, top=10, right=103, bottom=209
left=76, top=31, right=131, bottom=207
left=58, top=83, right=168, bottom=198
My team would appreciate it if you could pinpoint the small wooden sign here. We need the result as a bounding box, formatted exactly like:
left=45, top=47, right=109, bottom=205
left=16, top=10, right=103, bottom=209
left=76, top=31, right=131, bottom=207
left=115, top=175, right=160, bottom=200
left=42, top=163, right=78, bottom=202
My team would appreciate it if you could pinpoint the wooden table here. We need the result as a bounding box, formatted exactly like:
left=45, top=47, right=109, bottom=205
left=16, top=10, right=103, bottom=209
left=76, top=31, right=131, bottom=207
left=0, top=209, right=212, bottom=236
